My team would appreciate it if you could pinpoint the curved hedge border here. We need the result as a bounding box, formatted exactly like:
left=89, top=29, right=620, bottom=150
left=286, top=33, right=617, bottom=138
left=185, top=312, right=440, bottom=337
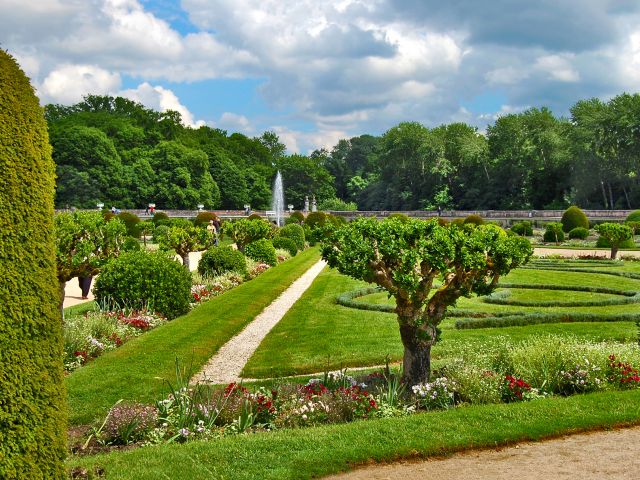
left=482, top=283, right=640, bottom=307
left=335, top=260, right=640, bottom=329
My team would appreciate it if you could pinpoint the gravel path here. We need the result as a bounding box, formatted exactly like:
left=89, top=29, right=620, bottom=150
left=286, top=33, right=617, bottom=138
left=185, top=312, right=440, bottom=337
left=191, top=259, right=327, bottom=384
left=323, top=426, right=640, bottom=479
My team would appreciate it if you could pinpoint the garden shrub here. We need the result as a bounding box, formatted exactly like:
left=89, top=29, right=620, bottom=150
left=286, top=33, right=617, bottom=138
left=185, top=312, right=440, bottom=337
left=304, top=211, right=327, bottom=229
left=543, top=222, right=565, bottom=243
left=278, top=223, right=305, bottom=251
left=102, top=402, right=158, bottom=445
left=463, top=214, right=484, bottom=225
left=94, top=251, right=192, bottom=320
left=595, top=236, right=635, bottom=249
left=103, top=211, right=116, bottom=222
left=245, top=238, right=277, bottom=266
left=122, top=236, right=141, bottom=252
left=510, top=221, right=533, bottom=236
left=248, top=213, right=263, bottom=221
left=626, top=210, right=640, bottom=223
left=450, top=218, right=465, bottom=226
left=568, top=227, right=589, bottom=239
left=0, top=49, right=67, bottom=479
left=272, top=236, right=298, bottom=256
left=285, top=211, right=304, bottom=224
left=387, top=213, right=409, bottom=222
left=116, top=211, right=142, bottom=238
left=152, top=225, right=169, bottom=244
left=194, top=211, right=219, bottom=227
left=436, top=217, right=450, bottom=227
left=561, top=206, right=589, bottom=232
left=151, top=211, right=170, bottom=226
left=627, top=221, right=640, bottom=235
left=223, top=218, right=272, bottom=251
left=198, top=246, right=247, bottom=277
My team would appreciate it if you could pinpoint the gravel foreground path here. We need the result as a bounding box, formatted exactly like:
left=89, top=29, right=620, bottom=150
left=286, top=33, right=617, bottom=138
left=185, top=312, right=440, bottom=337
left=192, top=259, right=327, bottom=384
left=323, top=426, right=640, bottom=480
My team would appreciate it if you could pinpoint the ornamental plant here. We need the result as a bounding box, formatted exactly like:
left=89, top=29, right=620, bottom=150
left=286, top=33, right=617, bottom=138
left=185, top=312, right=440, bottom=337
left=244, top=238, right=277, bottom=266
left=543, top=222, right=565, bottom=244
left=321, top=217, right=532, bottom=385
left=561, top=206, right=589, bottom=232
left=159, top=224, right=214, bottom=270
left=197, top=246, right=247, bottom=277
left=595, top=222, right=633, bottom=259
left=607, top=354, right=640, bottom=388
left=0, top=49, right=67, bottom=478
left=501, top=374, right=531, bottom=402
left=223, top=218, right=272, bottom=252
left=94, top=250, right=192, bottom=320
left=278, top=223, right=305, bottom=251
left=412, top=377, right=457, bottom=410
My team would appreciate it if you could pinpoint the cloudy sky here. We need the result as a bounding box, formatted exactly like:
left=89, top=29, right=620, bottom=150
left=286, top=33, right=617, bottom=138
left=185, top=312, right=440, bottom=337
left=2, top=0, right=640, bottom=153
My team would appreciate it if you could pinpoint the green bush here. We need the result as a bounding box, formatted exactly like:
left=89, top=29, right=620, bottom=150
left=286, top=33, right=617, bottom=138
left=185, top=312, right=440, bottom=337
left=510, top=221, right=533, bottom=236
left=318, top=197, right=358, bottom=211
left=595, top=236, right=635, bottom=249
left=387, top=213, right=410, bottom=222
left=568, top=227, right=589, bottom=240
left=304, top=211, right=327, bottom=229
left=463, top=214, right=484, bottom=225
left=244, top=238, right=277, bottom=266
left=543, top=222, right=565, bottom=243
left=194, top=211, right=219, bottom=227
left=561, top=206, right=589, bottom=233
left=152, top=225, right=169, bottom=244
left=272, top=237, right=298, bottom=256
left=248, top=213, right=263, bottom=221
left=122, top=236, right=142, bottom=252
left=626, top=210, right=640, bottom=223
left=0, top=50, right=67, bottom=478
left=285, top=211, right=305, bottom=225
left=278, top=223, right=305, bottom=251
left=223, top=218, right=272, bottom=251
left=116, top=211, right=142, bottom=238
left=94, top=251, right=192, bottom=320
left=151, top=211, right=170, bottom=226
left=197, top=246, right=247, bottom=277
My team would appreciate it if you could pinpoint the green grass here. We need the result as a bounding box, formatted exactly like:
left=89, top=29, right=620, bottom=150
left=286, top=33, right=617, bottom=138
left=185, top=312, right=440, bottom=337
left=65, top=248, right=320, bottom=425
left=69, top=389, right=640, bottom=479
left=242, top=261, right=640, bottom=378
left=63, top=301, right=99, bottom=317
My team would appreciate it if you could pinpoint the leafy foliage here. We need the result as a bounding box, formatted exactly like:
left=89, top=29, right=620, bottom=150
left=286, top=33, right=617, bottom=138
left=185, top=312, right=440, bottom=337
left=561, top=206, right=589, bottom=232
left=0, top=49, right=67, bottom=478
left=94, top=251, right=192, bottom=320
left=116, top=211, right=142, bottom=238
left=197, top=246, right=247, bottom=277
left=543, top=222, right=565, bottom=243
left=321, top=218, right=532, bottom=384
left=159, top=224, right=214, bottom=268
left=595, top=222, right=634, bottom=259
left=278, top=223, right=305, bottom=251
left=244, top=238, right=278, bottom=266
left=272, top=237, right=298, bottom=256
left=223, top=218, right=272, bottom=252
left=568, top=227, right=589, bottom=239
left=510, top=221, right=533, bottom=236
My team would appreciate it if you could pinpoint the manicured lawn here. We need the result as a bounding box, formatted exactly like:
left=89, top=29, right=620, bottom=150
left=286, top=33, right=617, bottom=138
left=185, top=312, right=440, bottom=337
left=66, top=248, right=321, bottom=425
left=69, top=388, right=640, bottom=479
left=242, top=260, right=640, bottom=378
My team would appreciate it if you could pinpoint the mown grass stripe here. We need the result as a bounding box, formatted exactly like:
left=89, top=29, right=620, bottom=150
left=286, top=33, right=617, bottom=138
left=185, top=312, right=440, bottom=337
left=66, top=248, right=320, bottom=425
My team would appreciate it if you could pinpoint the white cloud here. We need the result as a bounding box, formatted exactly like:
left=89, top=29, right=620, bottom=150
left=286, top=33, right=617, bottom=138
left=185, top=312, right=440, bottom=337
left=485, top=66, right=529, bottom=85
left=118, top=82, right=204, bottom=127
left=215, top=112, right=254, bottom=134
left=40, top=64, right=121, bottom=104
left=271, top=125, right=349, bottom=154
left=534, top=54, right=580, bottom=82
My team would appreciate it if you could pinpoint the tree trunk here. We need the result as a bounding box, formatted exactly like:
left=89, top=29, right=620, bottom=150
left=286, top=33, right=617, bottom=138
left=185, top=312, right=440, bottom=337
left=399, top=322, right=435, bottom=385
left=608, top=182, right=614, bottom=210
left=59, top=280, right=66, bottom=321
left=181, top=253, right=190, bottom=270
left=622, top=185, right=631, bottom=209
left=600, top=180, right=609, bottom=209
left=611, top=246, right=618, bottom=260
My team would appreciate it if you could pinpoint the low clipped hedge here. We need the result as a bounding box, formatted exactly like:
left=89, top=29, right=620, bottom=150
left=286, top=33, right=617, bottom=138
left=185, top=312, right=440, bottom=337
left=568, top=227, right=589, bottom=239
left=455, top=312, right=640, bottom=329
left=278, top=223, right=305, bottom=251
left=245, top=238, right=277, bottom=266
left=272, top=237, right=298, bottom=256
left=198, top=246, right=247, bottom=277
left=94, top=251, right=192, bottom=320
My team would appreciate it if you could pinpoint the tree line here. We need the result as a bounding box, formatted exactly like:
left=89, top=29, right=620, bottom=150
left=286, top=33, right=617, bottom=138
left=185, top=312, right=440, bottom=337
left=48, top=92, right=640, bottom=211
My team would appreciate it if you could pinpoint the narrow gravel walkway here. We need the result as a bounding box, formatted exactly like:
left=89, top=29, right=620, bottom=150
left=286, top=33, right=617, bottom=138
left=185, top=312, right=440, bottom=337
left=192, top=259, right=327, bottom=384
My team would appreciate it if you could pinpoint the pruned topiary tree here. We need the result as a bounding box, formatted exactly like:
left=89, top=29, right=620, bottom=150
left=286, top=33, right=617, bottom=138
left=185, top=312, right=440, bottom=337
left=321, top=217, right=532, bottom=385
left=595, top=222, right=633, bottom=259
left=0, top=49, right=67, bottom=478
left=561, top=206, right=589, bottom=233
left=159, top=224, right=214, bottom=269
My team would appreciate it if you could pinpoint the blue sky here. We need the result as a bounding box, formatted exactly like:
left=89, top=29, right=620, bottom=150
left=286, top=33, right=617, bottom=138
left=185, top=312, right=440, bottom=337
left=2, top=0, right=640, bottom=153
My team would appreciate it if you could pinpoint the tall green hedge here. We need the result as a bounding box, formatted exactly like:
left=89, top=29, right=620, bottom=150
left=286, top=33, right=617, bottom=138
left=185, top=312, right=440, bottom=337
left=0, top=50, right=67, bottom=478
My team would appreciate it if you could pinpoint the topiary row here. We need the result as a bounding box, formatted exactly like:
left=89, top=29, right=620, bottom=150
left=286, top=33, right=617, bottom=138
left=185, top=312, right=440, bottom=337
left=455, top=312, right=640, bottom=329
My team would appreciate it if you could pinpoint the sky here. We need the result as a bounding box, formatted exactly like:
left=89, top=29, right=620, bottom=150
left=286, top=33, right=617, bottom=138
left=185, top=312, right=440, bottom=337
left=2, top=0, right=640, bottom=153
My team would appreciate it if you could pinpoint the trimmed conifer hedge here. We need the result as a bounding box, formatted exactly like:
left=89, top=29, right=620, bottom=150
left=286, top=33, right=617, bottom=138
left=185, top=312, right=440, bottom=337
left=0, top=50, right=67, bottom=478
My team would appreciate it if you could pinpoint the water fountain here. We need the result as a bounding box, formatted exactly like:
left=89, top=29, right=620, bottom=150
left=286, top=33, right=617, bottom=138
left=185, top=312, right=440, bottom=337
left=271, top=171, right=285, bottom=227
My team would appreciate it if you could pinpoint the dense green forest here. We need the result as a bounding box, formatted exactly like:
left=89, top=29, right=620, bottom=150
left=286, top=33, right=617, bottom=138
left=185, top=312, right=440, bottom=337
left=47, top=93, right=640, bottom=211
